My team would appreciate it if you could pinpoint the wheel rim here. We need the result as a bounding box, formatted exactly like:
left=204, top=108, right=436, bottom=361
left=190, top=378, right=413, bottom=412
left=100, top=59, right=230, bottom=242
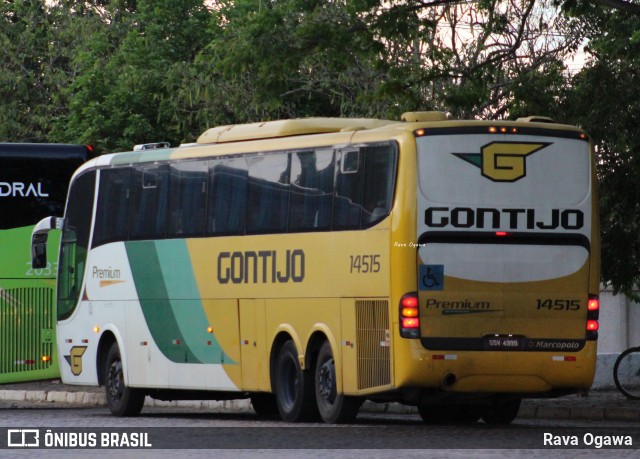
left=107, top=359, right=124, bottom=401
left=318, top=358, right=336, bottom=405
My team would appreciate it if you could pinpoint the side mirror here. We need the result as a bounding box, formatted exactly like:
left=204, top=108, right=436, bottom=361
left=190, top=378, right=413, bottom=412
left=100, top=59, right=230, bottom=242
left=31, top=216, right=63, bottom=269
left=31, top=233, right=48, bottom=269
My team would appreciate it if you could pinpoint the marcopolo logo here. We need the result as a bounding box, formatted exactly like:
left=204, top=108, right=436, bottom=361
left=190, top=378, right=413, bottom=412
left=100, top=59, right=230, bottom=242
left=453, top=141, right=551, bottom=182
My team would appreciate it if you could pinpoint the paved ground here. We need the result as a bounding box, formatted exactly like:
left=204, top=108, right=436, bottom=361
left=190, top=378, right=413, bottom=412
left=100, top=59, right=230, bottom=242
left=1, top=379, right=639, bottom=422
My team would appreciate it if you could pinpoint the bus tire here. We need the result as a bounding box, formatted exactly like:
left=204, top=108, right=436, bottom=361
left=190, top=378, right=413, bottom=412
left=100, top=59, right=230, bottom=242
left=250, top=393, right=279, bottom=418
left=481, top=398, right=521, bottom=425
left=273, top=340, right=318, bottom=422
left=315, top=341, right=360, bottom=423
left=104, top=342, right=145, bottom=417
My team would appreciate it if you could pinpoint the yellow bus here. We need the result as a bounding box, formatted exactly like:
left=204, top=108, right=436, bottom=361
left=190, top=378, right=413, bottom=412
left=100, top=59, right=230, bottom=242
left=31, top=112, right=600, bottom=424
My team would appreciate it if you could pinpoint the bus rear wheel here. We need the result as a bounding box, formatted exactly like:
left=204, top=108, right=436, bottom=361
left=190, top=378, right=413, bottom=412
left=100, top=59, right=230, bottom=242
left=273, top=340, right=318, bottom=422
left=104, top=342, right=145, bottom=417
left=315, top=341, right=361, bottom=423
left=480, top=398, right=521, bottom=425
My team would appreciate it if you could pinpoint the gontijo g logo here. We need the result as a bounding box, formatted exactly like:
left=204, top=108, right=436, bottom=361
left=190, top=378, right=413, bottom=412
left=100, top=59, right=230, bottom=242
left=453, top=142, right=551, bottom=182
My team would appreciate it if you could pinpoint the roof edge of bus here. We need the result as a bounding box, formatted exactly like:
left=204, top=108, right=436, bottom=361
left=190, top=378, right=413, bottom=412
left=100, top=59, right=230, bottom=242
left=195, top=113, right=585, bottom=146
left=196, top=117, right=397, bottom=144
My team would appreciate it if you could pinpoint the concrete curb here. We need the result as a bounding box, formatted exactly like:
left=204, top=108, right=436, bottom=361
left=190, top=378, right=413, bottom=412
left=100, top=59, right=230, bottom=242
left=0, top=389, right=106, bottom=406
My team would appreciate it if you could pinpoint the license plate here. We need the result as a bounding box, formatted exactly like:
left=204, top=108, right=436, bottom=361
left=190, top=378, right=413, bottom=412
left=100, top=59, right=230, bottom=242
left=484, top=335, right=523, bottom=350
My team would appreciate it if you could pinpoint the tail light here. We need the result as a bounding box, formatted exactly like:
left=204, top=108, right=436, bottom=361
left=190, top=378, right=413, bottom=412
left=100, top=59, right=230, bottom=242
left=586, top=295, right=599, bottom=340
left=400, top=292, right=420, bottom=338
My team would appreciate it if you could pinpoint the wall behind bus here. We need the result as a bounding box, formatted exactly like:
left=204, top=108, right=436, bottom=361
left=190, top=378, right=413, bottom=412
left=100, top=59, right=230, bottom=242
left=593, top=287, right=640, bottom=388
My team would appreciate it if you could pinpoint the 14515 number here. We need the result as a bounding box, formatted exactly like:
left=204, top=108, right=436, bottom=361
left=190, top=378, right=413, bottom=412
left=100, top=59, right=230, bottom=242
left=349, top=254, right=381, bottom=274
left=536, top=299, right=580, bottom=311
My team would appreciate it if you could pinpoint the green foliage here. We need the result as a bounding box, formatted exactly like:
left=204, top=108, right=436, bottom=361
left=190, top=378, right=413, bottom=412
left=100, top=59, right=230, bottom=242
left=1, top=0, right=585, bottom=144
left=203, top=0, right=395, bottom=121
left=50, top=0, right=214, bottom=151
left=558, top=4, right=640, bottom=297
left=0, top=1, right=73, bottom=141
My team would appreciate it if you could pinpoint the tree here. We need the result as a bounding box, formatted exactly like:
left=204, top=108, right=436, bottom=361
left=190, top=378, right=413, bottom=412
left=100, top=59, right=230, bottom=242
left=558, top=1, right=640, bottom=297
left=51, top=0, right=214, bottom=151
left=363, top=0, right=586, bottom=119
left=201, top=0, right=393, bottom=122
left=201, top=1, right=586, bottom=122
left=588, top=0, right=640, bottom=13
left=0, top=1, right=78, bottom=141
left=0, top=1, right=588, bottom=145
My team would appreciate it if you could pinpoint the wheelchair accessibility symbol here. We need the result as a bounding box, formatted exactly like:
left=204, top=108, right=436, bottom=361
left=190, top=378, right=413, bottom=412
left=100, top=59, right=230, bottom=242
left=420, top=265, right=444, bottom=291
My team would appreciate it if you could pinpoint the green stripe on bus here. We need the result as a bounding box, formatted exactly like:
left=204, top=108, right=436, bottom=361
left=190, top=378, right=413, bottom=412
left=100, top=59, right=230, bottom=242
left=154, top=240, right=233, bottom=364
left=125, top=240, right=199, bottom=363
left=125, top=240, right=233, bottom=364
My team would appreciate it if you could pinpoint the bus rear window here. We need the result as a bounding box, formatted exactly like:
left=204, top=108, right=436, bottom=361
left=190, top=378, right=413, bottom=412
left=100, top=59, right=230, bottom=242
left=418, top=134, right=590, bottom=209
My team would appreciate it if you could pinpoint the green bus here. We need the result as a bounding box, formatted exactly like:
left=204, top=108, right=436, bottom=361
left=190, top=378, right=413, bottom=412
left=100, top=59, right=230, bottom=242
left=0, top=143, right=94, bottom=383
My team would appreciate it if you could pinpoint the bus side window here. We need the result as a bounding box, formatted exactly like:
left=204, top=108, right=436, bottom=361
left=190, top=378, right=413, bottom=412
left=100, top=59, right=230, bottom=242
left=207, top=157, right=248, bottom=236
left=93, top=168, right=131, bottom=247
left=130, top=164, right=168, bottom=240
left=168, top=160, right=208, bottom=238
left=247, top=153, right=290, bottom=234
left=361, top=144, right=397, bottom=226
left=333, top=149, right=364, bottom=230
left=289, top=149, right=334, bottom=231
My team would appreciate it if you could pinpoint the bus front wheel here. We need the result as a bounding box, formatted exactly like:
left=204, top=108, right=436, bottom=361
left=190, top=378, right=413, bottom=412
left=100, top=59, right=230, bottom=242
left=273, top=340, right=318, bottom=422
left=315, top=341, right=361, bottom=423
left=103, top=342, right=145, bottom=417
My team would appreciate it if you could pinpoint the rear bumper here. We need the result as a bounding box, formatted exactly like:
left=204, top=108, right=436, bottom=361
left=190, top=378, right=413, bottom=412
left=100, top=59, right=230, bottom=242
left=394, top=340, right=597, bottom=394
